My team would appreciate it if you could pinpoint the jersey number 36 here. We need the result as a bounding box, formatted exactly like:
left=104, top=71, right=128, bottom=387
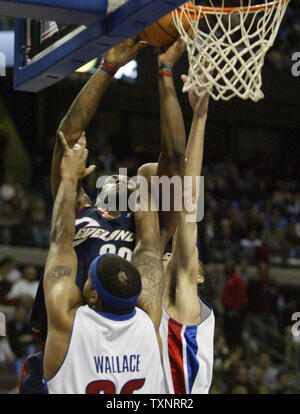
left=86, top=378, right=145, bottom=394
left=99, top=244, right=132, bottom=261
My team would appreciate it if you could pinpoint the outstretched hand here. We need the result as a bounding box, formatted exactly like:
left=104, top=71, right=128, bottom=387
left=181, top=74, right=209, bottom=118
left=59, top=131, right=96, bottom=180
left=104, top=36, right=148, bottom=71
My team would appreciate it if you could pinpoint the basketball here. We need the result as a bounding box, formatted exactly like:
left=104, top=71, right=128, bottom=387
left=139, top=10, right=190, bottom=48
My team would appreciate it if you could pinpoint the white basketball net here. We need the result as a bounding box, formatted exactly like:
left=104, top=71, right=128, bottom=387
left=172, top=0, right=291, bottom=101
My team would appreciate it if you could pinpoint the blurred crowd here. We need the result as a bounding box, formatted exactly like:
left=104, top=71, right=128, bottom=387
left=0, top=257, right=41, bottom=390
left=0, top=3, right=299, bottom=394
left=1, top=157, right=300, bottom=264
left=267, top=0, right=300, bottom=70
left=210, top=337, right=298, bottom=394
left=199, top=158, right=300, bottom=266
left=0, top=174, right=50, bottom=248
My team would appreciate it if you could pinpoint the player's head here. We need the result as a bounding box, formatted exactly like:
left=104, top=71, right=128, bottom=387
left=161, top=252, right=207, bottom=287
left=83, top=253, right=142, bottom=314
left=95, top=175, right=135, bottom=214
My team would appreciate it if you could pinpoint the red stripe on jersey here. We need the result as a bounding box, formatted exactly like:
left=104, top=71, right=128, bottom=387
left=98, top=209, right=113, bottom=219
left=168, top=318, right=186, bottom=394
left=76, top=205, right=90, bottom=216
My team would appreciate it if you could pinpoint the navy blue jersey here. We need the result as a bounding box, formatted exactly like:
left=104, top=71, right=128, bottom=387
left=74, top=207, right=135, bottom=290
left=30, top=207, right=135, bottom=342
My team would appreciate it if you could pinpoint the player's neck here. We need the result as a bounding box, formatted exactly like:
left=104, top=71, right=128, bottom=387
left=108, top=210, right=122, bottom=218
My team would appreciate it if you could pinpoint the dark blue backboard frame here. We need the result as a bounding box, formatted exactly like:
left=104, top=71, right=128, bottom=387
left=10, top=0, right=186, bottom=92
left=0, top=0, right=109, bottom=25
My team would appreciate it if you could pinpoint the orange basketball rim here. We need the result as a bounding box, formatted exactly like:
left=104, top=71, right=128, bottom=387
left=171, top=0, right=292, bottom=102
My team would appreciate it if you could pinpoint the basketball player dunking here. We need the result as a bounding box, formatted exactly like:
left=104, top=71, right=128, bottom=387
left=42, top=132, right=167, bottom=394
left=20, top=37, right=186, bottom=393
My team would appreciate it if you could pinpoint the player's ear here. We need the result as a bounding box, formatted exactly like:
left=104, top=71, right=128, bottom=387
left=198, top=275, right=204, bottom=284
left=89, top=289, right=99, bottom=306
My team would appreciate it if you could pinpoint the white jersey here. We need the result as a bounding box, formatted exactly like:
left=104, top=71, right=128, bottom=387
left=159, top=294, right=215, bottom=394
left=45, top=305, right=166, bottom=394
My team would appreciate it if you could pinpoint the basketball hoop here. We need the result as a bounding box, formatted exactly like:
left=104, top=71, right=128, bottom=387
left=172, top=0, right=291, bottom=101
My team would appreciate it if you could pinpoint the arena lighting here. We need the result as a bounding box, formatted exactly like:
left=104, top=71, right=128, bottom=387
left=0, top=31, right=14, bottom=67
left=75, top=58, right=98, bottom=73
left=115, top=60, right=137, bottom=81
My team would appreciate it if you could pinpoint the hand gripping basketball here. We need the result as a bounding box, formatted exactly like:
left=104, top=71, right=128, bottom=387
left=104, top=36, right=148, bottom=72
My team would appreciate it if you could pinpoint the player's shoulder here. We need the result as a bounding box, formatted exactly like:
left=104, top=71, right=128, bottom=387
left=161, top=293, right=214, bottom=328
left=76, top=205, right=97, bottom=218
left=118, top=211, right=135, bottom=223
left=198, top=293, right=213, bottom=311
left=135, top=306, right=152, bottom=321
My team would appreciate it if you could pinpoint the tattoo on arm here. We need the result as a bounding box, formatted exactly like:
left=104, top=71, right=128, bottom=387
left=46, top=266, right=72, bottom=284
left=132, top=248, right=163, bottom=315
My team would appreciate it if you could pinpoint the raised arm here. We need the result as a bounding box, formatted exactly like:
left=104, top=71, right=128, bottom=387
left=172, top=81, right=209, bottom=274
left=43, top=133, right=95, bottom=379
left=156, top=40, right=187, bottom=250
left=51, top=37, right=147, bottom=202
left=132, top=164, right=164, bottom=343
left=163, top=75, right=210, bottom=324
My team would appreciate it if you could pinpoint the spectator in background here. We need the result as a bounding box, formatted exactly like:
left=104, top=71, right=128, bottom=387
left=229, top=364, right=251, bottom=393
left=240, top=229, right=262, bottom=263
left=286, top=221, right=300, bottom=254
left=287, top=193, right=300, bottom=217
left=6, top=265, right=39, bottom=306
left=0, top=175, right=16, bottom=203
left=0, top=257, right=21, bottom=306
left=6, top=306, right=38, bottom=378
left=0, top=203, right=22, bottom=245
left=29, top=198, right=50, bottom=247
left=247, top=262, right=279, bottom=343
left=248, top=367, right=267, bottom=394
left=231, top=384, right=248, bottom=394
left=222, top=347, right=245, bottom=391
left=203, top=210, right=216, bottom=244
left=0, top=336, right=14, bottom=365
left=265, top=207, right=288, bottom=232
left=261, top=217, right=288, bottom=259
left=222, top=263, right=248, bottom=350
left=245, top=207, right=263, bottom=235
left=276, top=370, right=292, bottom=394
left=213, top=335, right=229, bottom=373
left=0, top=257, right=21, bottom=284
left=238, top=258, right=251, bottom=286
left=257, top=352, right=278, bottom=392
left=97, top=143, right=116, bottom=176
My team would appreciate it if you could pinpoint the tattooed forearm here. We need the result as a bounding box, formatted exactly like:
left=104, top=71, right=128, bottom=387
left=46, top=265, right=72, bottom=284
left=132, top=248, right=163, bottom=314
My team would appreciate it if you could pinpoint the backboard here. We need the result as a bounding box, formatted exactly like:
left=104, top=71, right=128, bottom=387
left=0, top=0, right=187, bottom=92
